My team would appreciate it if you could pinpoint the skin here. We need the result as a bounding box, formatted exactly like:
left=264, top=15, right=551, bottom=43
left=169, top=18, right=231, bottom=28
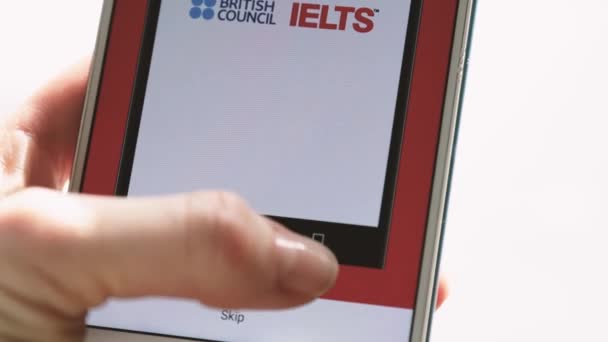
left=0, top=59, right=448, bottom=342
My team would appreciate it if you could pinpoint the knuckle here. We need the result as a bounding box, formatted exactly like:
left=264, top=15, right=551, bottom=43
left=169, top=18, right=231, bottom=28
left=184, top=191, right=250, bottom=232
left=206, top=191, right=251, bottom=230
left=0, top=188, right=104, bottom=309
left=0, top=189, right=48, bottom=236
left=181, top=191, right=256, bottom=270
left=0, top=188, right=86, bottom=247
left=0, top=206, right=38, bottom=238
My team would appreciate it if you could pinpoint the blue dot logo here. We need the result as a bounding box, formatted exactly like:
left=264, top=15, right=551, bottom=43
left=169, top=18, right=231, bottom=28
left=190, top=0, right=216, bottom=20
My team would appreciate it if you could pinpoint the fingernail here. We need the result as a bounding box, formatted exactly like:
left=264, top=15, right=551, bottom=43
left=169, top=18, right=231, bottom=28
left=273, top=227, right=339, bottom=297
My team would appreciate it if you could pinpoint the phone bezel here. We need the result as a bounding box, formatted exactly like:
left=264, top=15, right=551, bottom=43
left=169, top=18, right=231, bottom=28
left=70, top=0, right=476, bottom=341
left=113, top=0, right=423, bottom=270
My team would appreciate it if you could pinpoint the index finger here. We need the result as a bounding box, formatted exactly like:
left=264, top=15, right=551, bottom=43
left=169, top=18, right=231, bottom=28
left=0, top=188, right=339, bottom=311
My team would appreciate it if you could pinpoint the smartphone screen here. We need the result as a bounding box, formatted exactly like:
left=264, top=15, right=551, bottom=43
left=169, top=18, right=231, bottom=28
left=88, top=0, right=425, bottom=341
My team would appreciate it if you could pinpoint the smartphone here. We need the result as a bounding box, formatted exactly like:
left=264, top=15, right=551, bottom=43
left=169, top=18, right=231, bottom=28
left=70, top=0, right=475, bottom=341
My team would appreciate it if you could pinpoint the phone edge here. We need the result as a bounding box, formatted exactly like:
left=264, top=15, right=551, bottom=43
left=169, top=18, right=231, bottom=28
left=69, top=0, right=116, bottom=193
left=409, top=0, right=476, bottom=341
left=70, top=0, right=477, bottom=340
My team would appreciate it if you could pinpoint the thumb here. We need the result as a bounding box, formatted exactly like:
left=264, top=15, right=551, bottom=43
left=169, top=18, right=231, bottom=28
left=0, top=188, right=338, bottom=315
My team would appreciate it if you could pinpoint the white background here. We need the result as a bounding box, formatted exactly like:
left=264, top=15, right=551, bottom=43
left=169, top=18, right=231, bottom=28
left=1, top=1, right=607, bottom=342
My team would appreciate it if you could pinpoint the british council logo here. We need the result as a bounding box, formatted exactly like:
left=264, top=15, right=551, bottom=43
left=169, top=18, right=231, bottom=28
left=190, top=0, right=217, bottom=20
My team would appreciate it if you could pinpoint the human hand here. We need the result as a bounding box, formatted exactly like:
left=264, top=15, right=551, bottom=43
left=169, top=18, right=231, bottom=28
left=0, top=59, right=339, bottom=341
left=0, top=60, right=446, bottom=342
